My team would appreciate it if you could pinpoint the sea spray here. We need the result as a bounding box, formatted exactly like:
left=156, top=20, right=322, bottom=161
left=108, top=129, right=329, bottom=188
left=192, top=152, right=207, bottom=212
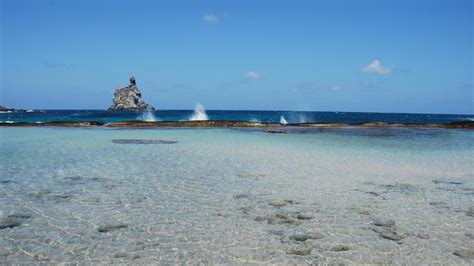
left=280, top=116, right=288, bottom=125
left=190, top=103, right=209, bottom=121
left=298, top=114, right=308, bottom=123
left=139, top=111, right=158, bottom=122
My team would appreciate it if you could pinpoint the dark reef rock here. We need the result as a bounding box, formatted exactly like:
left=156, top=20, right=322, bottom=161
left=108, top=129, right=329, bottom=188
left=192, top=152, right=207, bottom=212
left=287, top=248, right=312, bottom=256
left=432, top=180, right=463, bottom=185
left=0, top=213, right=31, bottom=229
left=0, top=218, right=23, bottom=229
left=265, top=213, right=299, bottom=225
left=289, top=233, right=324, bottom=241
left=371, top=218, right=408, bottom=242
left=97, top=224, right=128, bottom=233
left=453, top=249, right=474, bottom=259
left=296, top=214, right=313, bottom=220
left=331, top=245, right=350, bottom=252
left=265, top=129, right=288, bottom=134
left=372, top=218, right=396, bottom=228
left=269, top=200, right=295, bottom=207
left=108, top=76, right=154, bottom=111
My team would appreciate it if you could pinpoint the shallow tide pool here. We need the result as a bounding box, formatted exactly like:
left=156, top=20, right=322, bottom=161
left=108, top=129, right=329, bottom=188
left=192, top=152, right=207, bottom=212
left=0, top=127, right=473, bottom=264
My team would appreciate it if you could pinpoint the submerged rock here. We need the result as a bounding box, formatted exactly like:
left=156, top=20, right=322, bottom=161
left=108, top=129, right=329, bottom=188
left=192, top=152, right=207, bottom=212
left=380, top=183, right=420, bottom=194
left=0, top=213, right=32, bottom=229
left=287, top=248, right=312, bottom=256
left=296, top=214, right=313, bottom=220
left=97, top=224, right=128, bottom=233
left=0, top=218, right=23, bottom=229
left=331, top=245, right=350, bottom=252
left=34, top=254, right=48, bottom=261
left=416, top=233, right=430, bottom=239
left=269, top=200, right=295, bottom=207
left=108, top=76, right=154, bottom=111
left=267, top=213, right=298, bottom=225
left=378, top=230, right=405, bottom=241
left=453, top=249, right=474, bottom=259
left=371, top=226, right=407, bottom=242
left=432, top=180, right=463, bottom=185
left=233, top=193, right=252, bottom=199
left=290, top=232, right=324, bottom=241
left=7, top=213, right=31, bottom=219
left=372, top=219, right=396, bottom=228
left=265, top=129, right=288, bottom=134
left=112, top=250, right=128, bottom=258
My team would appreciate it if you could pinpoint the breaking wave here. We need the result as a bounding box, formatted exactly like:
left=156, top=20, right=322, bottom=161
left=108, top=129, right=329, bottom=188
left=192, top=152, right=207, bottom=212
left=189, top=104, right=209, bottom=121
left=138, top=111, right=158, bottom=122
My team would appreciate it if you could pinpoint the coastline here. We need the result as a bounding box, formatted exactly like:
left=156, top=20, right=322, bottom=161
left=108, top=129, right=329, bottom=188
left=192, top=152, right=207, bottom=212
left=1, top=120, right=473, bottom=129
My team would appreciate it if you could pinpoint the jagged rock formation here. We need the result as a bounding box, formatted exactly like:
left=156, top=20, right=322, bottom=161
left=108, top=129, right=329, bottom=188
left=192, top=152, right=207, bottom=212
left=108, top=76, right=154, bottom=111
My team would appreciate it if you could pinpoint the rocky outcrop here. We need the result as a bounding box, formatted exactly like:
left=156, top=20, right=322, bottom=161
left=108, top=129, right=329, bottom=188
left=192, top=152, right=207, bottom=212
left=108, top=76, right=154, bottom=111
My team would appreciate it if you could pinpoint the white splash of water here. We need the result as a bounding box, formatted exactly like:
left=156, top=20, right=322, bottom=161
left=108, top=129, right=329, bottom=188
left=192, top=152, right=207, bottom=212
left=139, top=111, right=158, bottom=122
left=280, top=116, right=288, bottom=125
left=298, top=115, right=308, bottom=123
left=190, top=103, right=209, bottom=121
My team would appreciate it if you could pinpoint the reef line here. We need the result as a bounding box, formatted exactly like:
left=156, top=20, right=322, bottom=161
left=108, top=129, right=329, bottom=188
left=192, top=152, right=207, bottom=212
left=0, top=120, right=473, bottom=129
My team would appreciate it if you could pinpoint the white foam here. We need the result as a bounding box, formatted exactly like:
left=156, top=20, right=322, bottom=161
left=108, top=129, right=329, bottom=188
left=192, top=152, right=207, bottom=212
left=138, top=111, right=158, bottom=122
left=189, top=103, right=209, bottom=121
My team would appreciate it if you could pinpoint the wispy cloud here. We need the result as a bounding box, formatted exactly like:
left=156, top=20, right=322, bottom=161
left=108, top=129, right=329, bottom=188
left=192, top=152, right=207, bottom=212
left=244, top=71, right=260, bottom=80
left=361, top=59, right=392, bottom=74
left=202, top=14, right=219, bottom=24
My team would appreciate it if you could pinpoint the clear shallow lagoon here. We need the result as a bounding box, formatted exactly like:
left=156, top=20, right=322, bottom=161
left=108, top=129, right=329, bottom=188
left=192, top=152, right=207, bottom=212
left=0, top=126, right=473, bottom=264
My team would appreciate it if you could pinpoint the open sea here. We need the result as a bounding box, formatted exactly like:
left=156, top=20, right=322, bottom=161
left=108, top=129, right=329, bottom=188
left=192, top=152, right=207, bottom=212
left=0, top=109, right=473, bottom=124
left=1, top=110, right=473, bottom=264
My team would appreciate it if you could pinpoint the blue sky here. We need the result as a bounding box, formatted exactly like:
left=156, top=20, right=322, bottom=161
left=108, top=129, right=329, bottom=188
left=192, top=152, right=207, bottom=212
left=1, top=0, right=473, bottom=114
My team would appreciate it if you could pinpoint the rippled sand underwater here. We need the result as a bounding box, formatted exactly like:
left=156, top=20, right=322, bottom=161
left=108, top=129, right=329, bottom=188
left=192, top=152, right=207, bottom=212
left=0, top=127, right=473, bottom=264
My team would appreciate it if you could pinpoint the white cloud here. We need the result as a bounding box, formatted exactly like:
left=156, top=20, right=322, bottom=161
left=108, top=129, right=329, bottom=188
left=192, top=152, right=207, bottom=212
left=361, top=59, right=392, bottom=74
left=244, top=71, right=260, bottom=79
left=202, top=14, right=219, bottom=24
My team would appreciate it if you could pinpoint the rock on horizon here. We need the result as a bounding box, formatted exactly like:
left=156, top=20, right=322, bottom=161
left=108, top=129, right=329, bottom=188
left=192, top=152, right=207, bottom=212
left=108, top=76, right=155, bottom=111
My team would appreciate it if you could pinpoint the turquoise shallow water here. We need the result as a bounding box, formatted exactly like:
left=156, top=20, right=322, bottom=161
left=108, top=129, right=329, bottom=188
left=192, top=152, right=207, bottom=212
left=0, top=127, right=473, bottom=264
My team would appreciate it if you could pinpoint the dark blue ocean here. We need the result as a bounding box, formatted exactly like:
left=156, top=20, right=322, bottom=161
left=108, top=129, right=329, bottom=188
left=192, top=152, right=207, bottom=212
left=0, top=109, right=472, bottom=124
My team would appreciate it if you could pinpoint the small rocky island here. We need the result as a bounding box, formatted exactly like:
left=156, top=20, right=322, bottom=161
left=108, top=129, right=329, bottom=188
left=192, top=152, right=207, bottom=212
left=108, top=76, right=154, bottom=111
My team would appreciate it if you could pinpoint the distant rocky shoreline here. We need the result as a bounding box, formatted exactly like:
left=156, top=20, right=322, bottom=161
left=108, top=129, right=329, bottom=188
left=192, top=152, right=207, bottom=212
left=1, top=120, right=473, bottom=129
left=0, top=105, right=29, bottom=112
